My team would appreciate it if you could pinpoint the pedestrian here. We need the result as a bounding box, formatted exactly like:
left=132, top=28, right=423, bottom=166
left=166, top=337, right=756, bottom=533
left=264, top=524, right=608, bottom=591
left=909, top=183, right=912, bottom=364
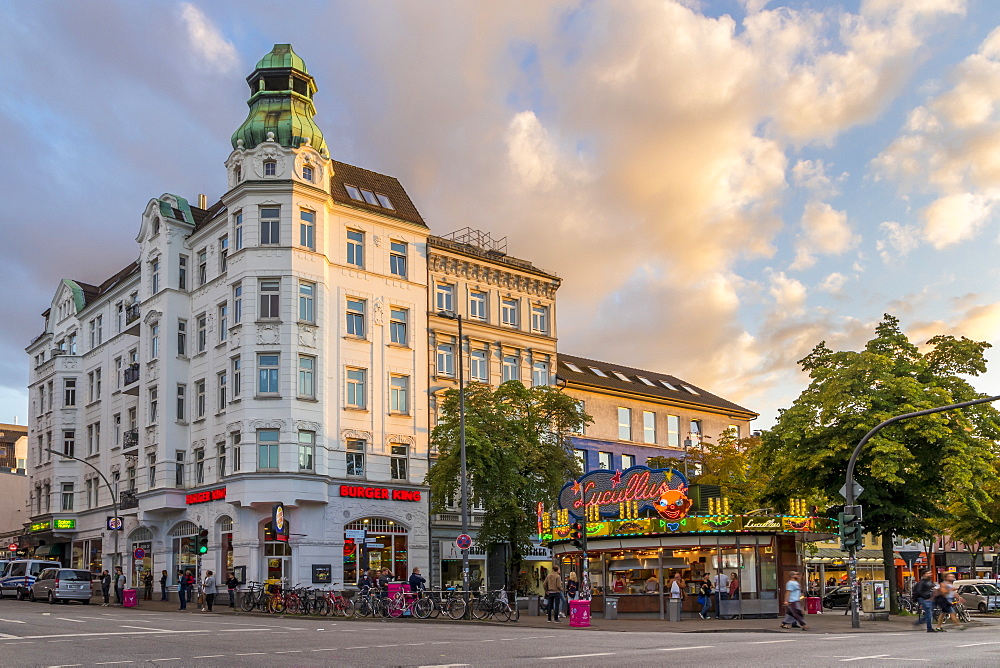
left=358, top=568, right=374, bottom=592
left=114, top=566, right=126, bottom=606
left=728, top=572, right=740, bottom=601
left=566, top=571, right=579, bottom=614
left=780, top=571, right=809, bottom=630
left=935, top=574, right=961, bottom=631
left=713, top=571, right=730, bottom=617
left=408, top=567, right=426, bottom=594
left=669, top=572, right=686, bottom=605
left=698, top=575, right=713, bottom=619
left=203, top=570, right=217, bottom=612
left=142, top=571, right=153, bottom=601
left=178, top=569, right=191, bottom=610
left=100, top=570, right=111, bottom=607
left=912, top=570, right=937, bottom=633
left=544, top=565, right=563, bottom=622
left=160, top=569, right=169, bottom=602
left=226, top=572, right=240, bottom=608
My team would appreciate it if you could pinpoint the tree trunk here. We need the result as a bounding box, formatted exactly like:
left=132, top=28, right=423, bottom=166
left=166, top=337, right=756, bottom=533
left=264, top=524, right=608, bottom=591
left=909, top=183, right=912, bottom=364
left=883, top=530, right=898, bottom=614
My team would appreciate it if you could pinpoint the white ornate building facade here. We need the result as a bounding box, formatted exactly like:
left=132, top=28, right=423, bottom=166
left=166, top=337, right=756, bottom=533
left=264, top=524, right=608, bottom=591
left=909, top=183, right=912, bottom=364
left=24, top=45, right=430, bottom=589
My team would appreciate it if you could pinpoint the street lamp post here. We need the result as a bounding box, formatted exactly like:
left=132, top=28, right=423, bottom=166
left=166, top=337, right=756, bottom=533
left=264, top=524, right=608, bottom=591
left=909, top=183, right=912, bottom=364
left=438, top=310, right=470, bottom=615
left=46, top=448, right=120, bottom=573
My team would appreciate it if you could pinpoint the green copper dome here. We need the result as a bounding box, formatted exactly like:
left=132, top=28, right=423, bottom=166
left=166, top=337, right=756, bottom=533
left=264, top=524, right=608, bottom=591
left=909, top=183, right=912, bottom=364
left=231, top=44, right=327, bottom=153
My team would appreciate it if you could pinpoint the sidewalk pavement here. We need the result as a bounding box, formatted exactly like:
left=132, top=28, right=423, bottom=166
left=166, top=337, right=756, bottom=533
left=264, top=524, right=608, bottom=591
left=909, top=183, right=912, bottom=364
left=120, top=594, right=996, bottom=634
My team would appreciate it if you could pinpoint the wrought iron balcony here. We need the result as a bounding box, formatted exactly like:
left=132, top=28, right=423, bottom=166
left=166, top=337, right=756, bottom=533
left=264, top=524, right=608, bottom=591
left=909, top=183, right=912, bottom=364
left=123, top=429, right=139, bottom=449
left=123, top=363, right=140, bottom=385
left=119, top=490, right=139, bottom=510
left=125, top=303, right=140, bottom=325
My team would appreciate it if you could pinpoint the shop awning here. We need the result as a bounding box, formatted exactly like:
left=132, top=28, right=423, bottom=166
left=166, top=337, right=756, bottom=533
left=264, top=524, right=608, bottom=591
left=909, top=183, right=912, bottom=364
left=33, top=544, right=64, bottom=558
left=804, top=548, right=895, bottom=564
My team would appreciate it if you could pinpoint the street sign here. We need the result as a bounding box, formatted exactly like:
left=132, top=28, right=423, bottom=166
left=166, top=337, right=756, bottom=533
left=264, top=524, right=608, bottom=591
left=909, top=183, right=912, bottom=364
left=107, top=516, right=124, bottom=530
left=6, top=543, right=16, bottom=551
left=133, top=547, right=146, bottom=560
left=456, top=534, right=473, bottom=550
left=345, top=529, right=367, bottom=541
left=838, top=480, right=864, bottom=501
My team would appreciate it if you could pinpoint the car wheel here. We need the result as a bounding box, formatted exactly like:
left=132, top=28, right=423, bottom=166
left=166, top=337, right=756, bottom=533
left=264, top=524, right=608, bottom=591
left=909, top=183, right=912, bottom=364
left=48, top=591, right=55, bottom=605
left=29, top=590, right=36, bottom=602
left=82, top=599, right=91, bottom=605
left=979, top=603, right=988, bottom=614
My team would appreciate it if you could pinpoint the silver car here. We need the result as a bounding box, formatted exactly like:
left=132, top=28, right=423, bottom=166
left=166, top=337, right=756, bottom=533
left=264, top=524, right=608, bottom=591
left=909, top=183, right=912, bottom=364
left=29, top=568, right=93, bottom=604
left=957, top=582, right=1000, bottom=613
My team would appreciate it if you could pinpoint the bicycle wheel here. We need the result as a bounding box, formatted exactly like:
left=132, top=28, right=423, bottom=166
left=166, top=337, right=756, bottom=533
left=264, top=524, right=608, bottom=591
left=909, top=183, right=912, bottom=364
left=428, top=596, right=442, bottom=618
left=472, top=598, right=491, bottom=620
left=340, top=597, right=356, bottom=618
left=447, top=597, right=467, bottom=620
left=240, top=592, right=255, bottom=612
left=413, top=597, right=433, bottom=620
left=388, top=595, right=405, bottom=618
left=270, top=595, right=286, bottom=614
left=508, top=602, right=519, bottom=622
left=356, top=596, right=372, bottom=618
left=258, top=593, right=271, bottom=612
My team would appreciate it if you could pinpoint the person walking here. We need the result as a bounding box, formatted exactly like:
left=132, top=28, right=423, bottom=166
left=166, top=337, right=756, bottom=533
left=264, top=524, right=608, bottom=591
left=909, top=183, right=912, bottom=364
left=160, top=570, right=169, bottom=602
left=114, top=566, right=126, bottom=606
left=912, top=570, right=938, bottom=632
left=178, top=569, right=192, bottom=610
left=226, top=572, right=240, bottom=608
left=698, top=575, right=714, bottom=619
left=203, top=571, right=217, bottom=612
left=142, top=571, right=154, bottom=601
left=935, top=574, right=961, bottom=631
left=544, top=565, right=563, bottom=622
left=781, top=571, right=809, bottom=630
left=100, top=570, right=111, bottom=607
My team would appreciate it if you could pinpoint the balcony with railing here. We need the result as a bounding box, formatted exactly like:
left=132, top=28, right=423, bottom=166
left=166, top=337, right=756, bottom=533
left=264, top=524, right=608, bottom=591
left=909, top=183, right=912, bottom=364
left=119, top=490, right=139, bottom=511
left=123, top=363, right=140, bottom=395
left=123, top=429, right=139, bottom=454
left=124, top=303, right=141, bottom=335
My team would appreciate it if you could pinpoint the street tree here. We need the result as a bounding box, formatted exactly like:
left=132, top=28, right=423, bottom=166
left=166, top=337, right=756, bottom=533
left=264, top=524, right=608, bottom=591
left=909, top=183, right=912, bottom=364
left=425, top=381, right=591, bottom=590
left=756, top=314, right=1000, bottom=612
left=948, top=461, right=1000, bottom=578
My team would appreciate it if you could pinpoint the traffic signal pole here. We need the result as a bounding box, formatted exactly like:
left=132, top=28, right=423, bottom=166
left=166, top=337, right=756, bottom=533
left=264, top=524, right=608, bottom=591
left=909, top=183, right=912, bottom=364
left=844, top=394, right=1000, bottom=628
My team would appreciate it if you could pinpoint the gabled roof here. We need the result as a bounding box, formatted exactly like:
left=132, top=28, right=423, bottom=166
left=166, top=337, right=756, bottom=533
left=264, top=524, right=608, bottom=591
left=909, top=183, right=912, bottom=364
left=558, top=353, right=757, bottom=418
left=329, top=160, right=426, bottom=228
left=71, top=260, right=140, bottom=310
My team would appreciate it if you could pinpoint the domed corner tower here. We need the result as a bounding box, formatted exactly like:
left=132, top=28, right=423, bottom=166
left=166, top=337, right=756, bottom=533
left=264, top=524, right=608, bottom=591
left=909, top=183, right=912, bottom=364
left=225, top=44, right=332, bottom=194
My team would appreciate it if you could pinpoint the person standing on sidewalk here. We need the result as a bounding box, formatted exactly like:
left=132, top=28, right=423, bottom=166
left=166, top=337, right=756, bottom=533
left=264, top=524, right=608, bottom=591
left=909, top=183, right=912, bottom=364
left=713, top=571, right=730, bottom=618
left=203, top=571, right=217, bottom=612
left=544, top=565, right=563, bottom=622
left=160, top=570, right=169, bottom=602
left=780, top=571, right=809, bottom=630
left=698, top=575, right=714, bottom=619
left=142, top=571, right=153, bottom=600
left=178, top=569, right=192, bottom=610
left=114, top=566, right=126, bottom=606
left=100, top=570, right=111, bottom=607
left=226, top=572, right=240, bottom=608
left=912, top=571, right=938, bottom=632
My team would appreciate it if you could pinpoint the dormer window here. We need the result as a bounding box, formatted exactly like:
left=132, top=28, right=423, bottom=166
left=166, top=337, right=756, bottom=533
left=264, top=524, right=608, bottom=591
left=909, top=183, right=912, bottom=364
left=376, top=193, right=394, bottom=209
left=264, top=160, right=276, bottom=176
left=346, top=185, right=363, bottom=201
left=344, top=184, right=394, bottom=210
left=302, top=165, right=313, bottom=181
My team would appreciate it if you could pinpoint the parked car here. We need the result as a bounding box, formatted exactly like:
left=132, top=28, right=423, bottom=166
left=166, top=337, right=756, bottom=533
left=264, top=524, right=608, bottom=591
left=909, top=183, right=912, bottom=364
left=822, top=585, right=852, bottom=609
left=29, top=568, right=93, bottom=604
left=954, top=580, right=1000, bottom=613
left=0, top=559, right=63, bottom=600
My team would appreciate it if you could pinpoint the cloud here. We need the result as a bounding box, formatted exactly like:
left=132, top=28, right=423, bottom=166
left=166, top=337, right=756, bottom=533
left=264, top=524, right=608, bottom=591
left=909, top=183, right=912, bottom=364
left=819, top=272, right=848, bottom=294
left=790, top=201, right=858, bottom=269
left=876, top=221, right=921, bottom=261
left=179, top=3, right=238, bottom=74
left=908, top=300, right=1000, bottom=346
left=923, top=192, right=993, bottom=247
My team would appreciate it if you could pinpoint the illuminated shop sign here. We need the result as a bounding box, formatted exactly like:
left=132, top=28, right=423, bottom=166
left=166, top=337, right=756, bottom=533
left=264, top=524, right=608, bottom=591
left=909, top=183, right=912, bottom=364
left=31, top=521, right=51, bottom=532
left=272, top=503, right=288, bottom=542
left=557, top=466, right=691, bottom=521
left=185, top=487, right=227, bottom=505
left=338, top=485, right=421, bottom=502
left=53, top=519, right=76, bottom=530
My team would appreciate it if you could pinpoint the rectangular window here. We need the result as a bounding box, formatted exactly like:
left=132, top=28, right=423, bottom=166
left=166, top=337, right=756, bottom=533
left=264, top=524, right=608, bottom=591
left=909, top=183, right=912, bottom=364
left=178, top=255, right=188, bottom=291
left=346, top=368, right=366, bottom=408
left=150, top=323, right=159, bottom=358
left=598, top=451, right=612, bottom=470
left=436, top=283, right=454, bottom=313
left=298, top=431, right=315, bottom=472
left=176, top=384, right=186, bottom=421
left=347, top=229, right=364, bottom=267
left=113, top=414, right=120, bottom=446
left=87, top=424, right=95, bottom=456
left=532, top=361, right=549, bottom=387
left=346, top=439, right=365, bottom=477
left=147, top=453, right=156, bottom=488
left=690, top=419, right=702, bottom=445
left=217, top=371, right=227, bottom=410
left=218, top=302, right=228, bottom=341
left=217, top=443, right=226, bottom=479
left=618, top=407, right=632, bottom=441
left=390, top=444, right=408, bottom=480
left=727, top=424, right=741, bottom=439
left=233, top=283, right=243, bottom=324
left=298, top=281, right=315, bottom=323
left=219, top=235, right=229, bottom=272
left=259, top=279, right=280, bottom=319
left=151, top=259, right=160, bottom=294
left=194, top=448, right=205, bottom=484
left=575, top=449, right=587, bottom=473
left=389, top=307, right=407, bottom=345
left=300, top=209, right=315, bottom=250
left=257, top=354, right=280, bottom=395
left=260, top=207, right=280, bottom=245
left=257, top=429, right=279, bottom=470
left=231, top=431, right=241, bottom=473
left=502, top=355, right=519, bottom=383
left=149, top=386, right=158, bottom=423
left=437, top=344, right=455, bottom=376
left=667, top=415, right=680, bottom=448
left=127, top=465, right=136, bottom=492
left=195, top=379, right=206, bottom=418
left=177, top=319, right=187, bottom=356
left=501, top=298, right=518, bottom=327
left=643, top=411, right=656, bottom=444
left=61, top=483, right=74, bottom=511
left=531, top=304, right=549, bottom=334
left=196, top=313, right=207, bottom=352
left=470, top=349, right=488, bottom=382
left=197, top=249, right=207, bottom=286
left=390, top=375, right=409, bottom=413
left=298, top=355, right=315, bottom=398
left=64, top=378, right=76, bottom=407
left=175, top=451, right=185, bottom=487
left=622, top=454, right=635, bottom=469
left=234, top=211, right=243, bottom=250
left=346, top=298, right=365, bottom=337
left=389, top=240, right=407, bottom=277
left=231, top=357, right=241, bottom=400
left=469, top=291, right=487, bottom=320
left=95, top=367, right=101, bottom=397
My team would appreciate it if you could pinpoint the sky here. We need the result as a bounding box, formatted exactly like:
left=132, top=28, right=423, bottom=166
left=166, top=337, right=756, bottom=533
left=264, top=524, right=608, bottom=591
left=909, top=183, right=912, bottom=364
left=3, top=0, right=1000, bottom=431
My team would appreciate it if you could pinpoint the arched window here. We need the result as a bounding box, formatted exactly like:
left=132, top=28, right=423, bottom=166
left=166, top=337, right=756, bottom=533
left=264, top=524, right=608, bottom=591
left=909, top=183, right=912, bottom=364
left=264, top=160, right=277, bottom=177
left=169, top=521, right=199, bottom=582
left=344, top=518, right=409, bottom=584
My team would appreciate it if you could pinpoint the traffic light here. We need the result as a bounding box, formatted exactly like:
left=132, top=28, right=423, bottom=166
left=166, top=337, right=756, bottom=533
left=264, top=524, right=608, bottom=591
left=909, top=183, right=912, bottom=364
left=838, top=505, right=864, bottom=551
left=570, top=522, right=584, bottom=550
left=197, top=527, right=209, bottom=555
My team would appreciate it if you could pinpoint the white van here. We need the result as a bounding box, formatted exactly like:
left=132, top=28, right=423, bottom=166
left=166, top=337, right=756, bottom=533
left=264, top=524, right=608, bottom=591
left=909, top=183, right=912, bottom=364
left=0, top=559, right=63, bottom=600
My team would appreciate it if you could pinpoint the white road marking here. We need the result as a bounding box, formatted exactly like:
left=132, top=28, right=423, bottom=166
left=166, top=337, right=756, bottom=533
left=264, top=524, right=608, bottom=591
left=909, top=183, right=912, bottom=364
left=820, top=635, right=855, bottom=639
left=753, top=639, right=797, bottom=644
left=13, top=627, right=272, bottom=640
left=192, top=656, right=224, bottom=659
left=55, top=618, right=86, bottom=623
left=956, top=641, right=1000, bottom=647
left=840, top=656, right=889, bottom=662
left=0, top=633, right=19, bottom=639
left=542, top=653, right=616, bottom=660
left=94, top=662, right=133, bottom=665
left=150, top=660, right=182, bottom=662
left=0, top=618, right=26, bottom=623
left=659, top=646, right=715, bottom=651
left=119, top=626, right=163, bottom=631
left=310, top=648, right=338, bottom=652
left=235, top=652, right=265, bottom=656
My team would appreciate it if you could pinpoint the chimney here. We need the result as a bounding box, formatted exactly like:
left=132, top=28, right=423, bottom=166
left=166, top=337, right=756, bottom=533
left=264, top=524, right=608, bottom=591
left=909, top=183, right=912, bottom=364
left=198, top=194, right=207, bottom=209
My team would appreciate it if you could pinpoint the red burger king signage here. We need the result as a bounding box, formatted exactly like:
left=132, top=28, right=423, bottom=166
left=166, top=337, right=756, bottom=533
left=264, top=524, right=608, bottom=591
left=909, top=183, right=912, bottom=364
left=338, top=485, right=421, bottom=502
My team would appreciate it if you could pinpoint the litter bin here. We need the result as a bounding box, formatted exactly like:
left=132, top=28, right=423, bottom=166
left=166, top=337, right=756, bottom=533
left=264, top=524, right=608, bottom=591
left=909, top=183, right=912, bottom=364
left=569, top=599, right=591, bottom=627
left=123, top=589, right=138, bottom=608
left=604, top=597, right=618, bottom=620
left=806, top=596, right=822, bottom=615
left=528, top=595, right=540, bottom=616
left=668, top=598, right=682, bottom=622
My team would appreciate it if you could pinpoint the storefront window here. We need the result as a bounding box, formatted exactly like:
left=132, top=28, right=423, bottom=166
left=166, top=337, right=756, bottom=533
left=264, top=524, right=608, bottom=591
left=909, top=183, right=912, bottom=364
left=264, top=540, right=292, bottom=583
left=344, top=518, right=408, bottom=584
left=169, top=521, right=198, bottom=584
left=219, top=515, right=234, bottom=576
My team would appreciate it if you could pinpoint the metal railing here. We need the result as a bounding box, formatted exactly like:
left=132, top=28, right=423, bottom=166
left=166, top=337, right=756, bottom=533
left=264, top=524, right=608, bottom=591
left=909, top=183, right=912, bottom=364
left=123, top=363, right=140, bottom=385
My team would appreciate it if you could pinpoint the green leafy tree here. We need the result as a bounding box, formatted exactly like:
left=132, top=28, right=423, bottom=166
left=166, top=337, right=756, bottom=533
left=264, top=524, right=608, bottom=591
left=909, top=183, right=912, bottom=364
left=948, top=461, right=1000, bottom=578
left=425, top=381, right=591, bottom=589
left=757, top=314, right=1000, bottom=612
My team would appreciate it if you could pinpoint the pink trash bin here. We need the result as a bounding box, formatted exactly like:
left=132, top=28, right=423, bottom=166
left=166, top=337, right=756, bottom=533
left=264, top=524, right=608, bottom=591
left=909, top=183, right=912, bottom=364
left=569, top=599, right=591, bottom=627
left=123, top=589, right=138, bottom=608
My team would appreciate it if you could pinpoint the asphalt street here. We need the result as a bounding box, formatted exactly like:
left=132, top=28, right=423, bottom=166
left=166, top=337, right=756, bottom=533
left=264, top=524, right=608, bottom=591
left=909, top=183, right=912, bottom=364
left=1, top=598, right=999, bottom=667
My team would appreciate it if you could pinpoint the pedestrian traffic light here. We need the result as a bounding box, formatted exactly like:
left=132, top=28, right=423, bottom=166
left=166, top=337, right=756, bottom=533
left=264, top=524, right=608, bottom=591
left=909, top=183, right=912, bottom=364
left=838, top=506, right=865, bottom=551
left=197, top=527, right=209, bottom=555
left=570, top=522, right=585, bottom=550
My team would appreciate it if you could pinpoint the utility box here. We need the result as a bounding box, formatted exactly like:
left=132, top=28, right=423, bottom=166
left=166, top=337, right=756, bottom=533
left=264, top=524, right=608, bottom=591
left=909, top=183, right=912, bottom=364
left=604, top=597, right=618, bottom=620
left=860, top=581, right=888, bottom=613
left=668, top=598, right=682, bottom=622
